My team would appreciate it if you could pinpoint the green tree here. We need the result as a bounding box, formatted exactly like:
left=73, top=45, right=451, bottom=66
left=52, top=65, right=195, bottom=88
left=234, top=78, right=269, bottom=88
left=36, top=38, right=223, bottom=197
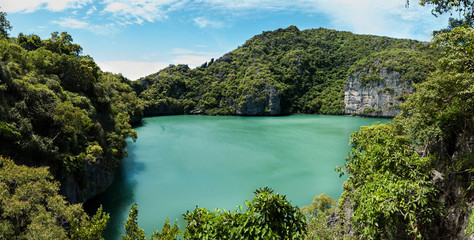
left=183, top=187, right=306, bottom=239
left=301, top=193, right=336, bottom=219
left=0, top=10, right=11, bottom=37
left=17, top=33, right=42, bottom=51
left=52, top=101, right=93, bottom=141
left=399, top=26, right=474, bottom=155
left=149, top=219, right=181, bottom=240
left=339, top=123, right=440, bottom=239
left=0, top=156, right=109, bottom=240
left=407, top=0, right=474, bottom=30
left=122, top=203, right=180, bottom=240
left=70, top=206, right=110, bottom=240
left=43, top=32, right=82, bottom=56
left=0, top=32, right=144, bottom=201
left=302, top=194, right=341, bottom=240
left=396, top=26, right=474, bottom=237
left=122, top=203, right=146, bottom=240
left=134, top=27, right=434, bottom=117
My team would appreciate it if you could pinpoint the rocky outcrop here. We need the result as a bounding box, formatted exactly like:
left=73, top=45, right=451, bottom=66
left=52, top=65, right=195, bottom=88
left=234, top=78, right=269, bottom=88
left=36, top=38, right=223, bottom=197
left=425, top=131, right=474, bottom=239
left=236, top=84, right=281, bottom=115
left=60, top=160, right=114, bottom=203
left=344, top=67, right=413, bottom=117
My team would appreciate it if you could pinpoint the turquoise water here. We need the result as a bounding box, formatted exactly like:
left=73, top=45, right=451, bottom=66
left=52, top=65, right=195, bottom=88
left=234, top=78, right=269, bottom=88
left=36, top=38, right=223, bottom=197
left=86, top=115, right=388, bottom=239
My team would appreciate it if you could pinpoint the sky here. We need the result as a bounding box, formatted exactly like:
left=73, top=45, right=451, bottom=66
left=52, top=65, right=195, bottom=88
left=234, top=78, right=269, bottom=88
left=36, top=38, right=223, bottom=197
left=1, top=0, right=450, bottom=80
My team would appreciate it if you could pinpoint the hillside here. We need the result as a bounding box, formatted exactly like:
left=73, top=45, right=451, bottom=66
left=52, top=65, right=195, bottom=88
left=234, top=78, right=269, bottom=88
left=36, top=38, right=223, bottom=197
left=0, top=32, right=144, bottom=203
left=132, top=26, right=438, bottom=117
left=125, top=27, right=473, bottom=240
left=0, top=16, right=471, bottom=239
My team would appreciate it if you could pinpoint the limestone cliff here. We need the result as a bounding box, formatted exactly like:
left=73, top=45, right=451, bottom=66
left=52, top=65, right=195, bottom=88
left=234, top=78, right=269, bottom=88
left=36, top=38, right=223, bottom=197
left=60, top=160, right=114, bottom=203
left=235, top=85, right=281, bottom=116
left=344, top=67, right=413, bottom=117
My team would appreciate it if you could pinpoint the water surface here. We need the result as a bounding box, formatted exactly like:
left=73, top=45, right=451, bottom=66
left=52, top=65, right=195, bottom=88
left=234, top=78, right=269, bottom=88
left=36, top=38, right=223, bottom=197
left=86, top=115, right=388, bottom=239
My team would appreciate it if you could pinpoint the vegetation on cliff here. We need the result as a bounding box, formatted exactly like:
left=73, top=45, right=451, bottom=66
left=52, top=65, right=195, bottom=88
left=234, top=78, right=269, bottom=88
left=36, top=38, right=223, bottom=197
left=0, top=11, right=144, bottom=237
left=0, top=30, right=143, bottom=201
left=0, top=0, right=473, bottom=238
left=133, top=27, right=437, bottom=116
left=120, top=187, right=306, bottom=240
left=327, top=26, right=474, bottom=239
left=0, top=156, right=109, bottom=240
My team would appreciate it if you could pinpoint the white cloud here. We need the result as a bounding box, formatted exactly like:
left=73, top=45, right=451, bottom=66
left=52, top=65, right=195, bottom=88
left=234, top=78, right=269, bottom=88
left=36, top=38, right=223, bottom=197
left=170, top=48, right=219, bottom=67
left=96, top=61, right=168, bottom=80
left=313, top=0, right=448, bottom=40
left=2, top=0, right=90, bottom=13
left=193, top=0, right=318, bottom=12
left=88, top=23, right=119, bottom=35
left=52, top=18, right=88, bottom=29
left=191, top=0, right=447, bottom=40
left=193, top=17, right=223, bottom=28
left=5, top=0, right=449, bottom=41
left=102, top=0, right=181, bottom=24
left=97, top=49, right=219, bottom=79
left=86, top=6, right=97, bottom=16
left=51, top=17, right=119, bottom=35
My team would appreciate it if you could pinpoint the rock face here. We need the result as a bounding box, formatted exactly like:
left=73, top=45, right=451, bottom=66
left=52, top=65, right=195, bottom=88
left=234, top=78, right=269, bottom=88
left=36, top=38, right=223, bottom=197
left=344, top=67, right=413, bottom=117
left=60, top=161, right=114, bottom=203
left=236, top=84, right=281, bottom=115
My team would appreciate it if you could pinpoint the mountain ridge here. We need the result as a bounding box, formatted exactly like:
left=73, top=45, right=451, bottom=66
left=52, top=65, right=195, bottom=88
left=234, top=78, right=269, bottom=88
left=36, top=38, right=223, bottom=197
left=131, top=26, right=438, bottom=118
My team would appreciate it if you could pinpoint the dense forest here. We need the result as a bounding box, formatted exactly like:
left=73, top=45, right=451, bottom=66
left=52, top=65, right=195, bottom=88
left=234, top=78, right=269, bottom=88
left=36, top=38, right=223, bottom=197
left=0, top=30, right=144, bottom=202
left=132, top=26, right=437, bottom=116
left=0, top=14, right=143, bottom=238
left=0, top=0, right=473, bottom=239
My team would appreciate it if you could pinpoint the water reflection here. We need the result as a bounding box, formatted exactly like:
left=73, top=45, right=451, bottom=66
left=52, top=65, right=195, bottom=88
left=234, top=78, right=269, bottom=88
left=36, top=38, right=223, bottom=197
left=86, top=115, right=389, bottom=239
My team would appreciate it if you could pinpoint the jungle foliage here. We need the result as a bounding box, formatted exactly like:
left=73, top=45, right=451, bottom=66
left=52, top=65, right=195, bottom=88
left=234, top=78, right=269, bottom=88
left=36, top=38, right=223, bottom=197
left=0, top=156, right=109, bottom=240
left=334, top=26, right=474, bottom=239
left=302, top=193, right=342, bottom=240
left=121, top=187, right=306, bottom=240
left=0, top=32, right=143, bottom=185
left=133, top=26, right=437, bottom=116
left=0, top=26, right=144, bottom=238
left=1, top=4, right=472, bottom=239
left=339, top=123, right=440, bottom=239
left=408, top=0, right=474, bottom=31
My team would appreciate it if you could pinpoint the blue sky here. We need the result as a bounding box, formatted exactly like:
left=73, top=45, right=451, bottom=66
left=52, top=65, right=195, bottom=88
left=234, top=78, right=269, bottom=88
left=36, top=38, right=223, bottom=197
left=2, top=0, right=449, bottom=80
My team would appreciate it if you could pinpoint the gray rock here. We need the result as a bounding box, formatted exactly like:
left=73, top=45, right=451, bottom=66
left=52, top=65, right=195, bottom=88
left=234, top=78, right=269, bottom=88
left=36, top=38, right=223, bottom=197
left=60, top=160, right=114, bottom=203
left=235, top=84, right=281, bottom=115
left=344, top=67, right=413, bottom=117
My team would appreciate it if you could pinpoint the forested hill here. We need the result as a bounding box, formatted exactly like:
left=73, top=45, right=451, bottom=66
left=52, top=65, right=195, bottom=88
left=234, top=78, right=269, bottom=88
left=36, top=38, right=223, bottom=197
left=0, top=11, right=472, bottom=238
left=132, top=26, right=438, bottom=116
left=0, top=32, right=144, bottom=203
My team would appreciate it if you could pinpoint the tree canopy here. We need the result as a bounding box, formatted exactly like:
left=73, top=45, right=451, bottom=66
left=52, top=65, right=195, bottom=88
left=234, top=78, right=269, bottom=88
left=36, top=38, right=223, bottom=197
left=0, top=30, right=144, bottom=203
left=0, top=156, right=109, bottom=240
left=134, top=27, right=437, bottom=116
left=0, top=10, right=11, bottom=37
left=1, top=5, right=473, bottom=239
left=408, top=0, right=474, bottom=30
left=335, top=26, right=474, bottom=239
left=120, top=187, right=306, bottom=240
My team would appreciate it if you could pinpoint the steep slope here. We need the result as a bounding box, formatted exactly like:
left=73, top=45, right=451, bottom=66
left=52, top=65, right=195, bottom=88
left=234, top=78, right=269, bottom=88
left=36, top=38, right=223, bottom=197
left=327, top=27, right=474, bottom=239
left=133, top=26, right=438, bottom=117
left=345, top=47, right=434, bottom=117
left=0, top=33, right=144, bottom=203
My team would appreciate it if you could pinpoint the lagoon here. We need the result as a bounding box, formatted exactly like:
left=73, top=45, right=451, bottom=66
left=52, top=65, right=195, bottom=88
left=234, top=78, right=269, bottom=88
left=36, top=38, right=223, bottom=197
left=86, top=115, right=388, bottom=239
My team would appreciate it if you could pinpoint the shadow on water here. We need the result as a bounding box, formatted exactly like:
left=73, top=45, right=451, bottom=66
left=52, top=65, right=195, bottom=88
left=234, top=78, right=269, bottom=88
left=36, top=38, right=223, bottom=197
left=85, top=115, right=389, bottom=239
left=84, top=143, right=145, bottom=240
